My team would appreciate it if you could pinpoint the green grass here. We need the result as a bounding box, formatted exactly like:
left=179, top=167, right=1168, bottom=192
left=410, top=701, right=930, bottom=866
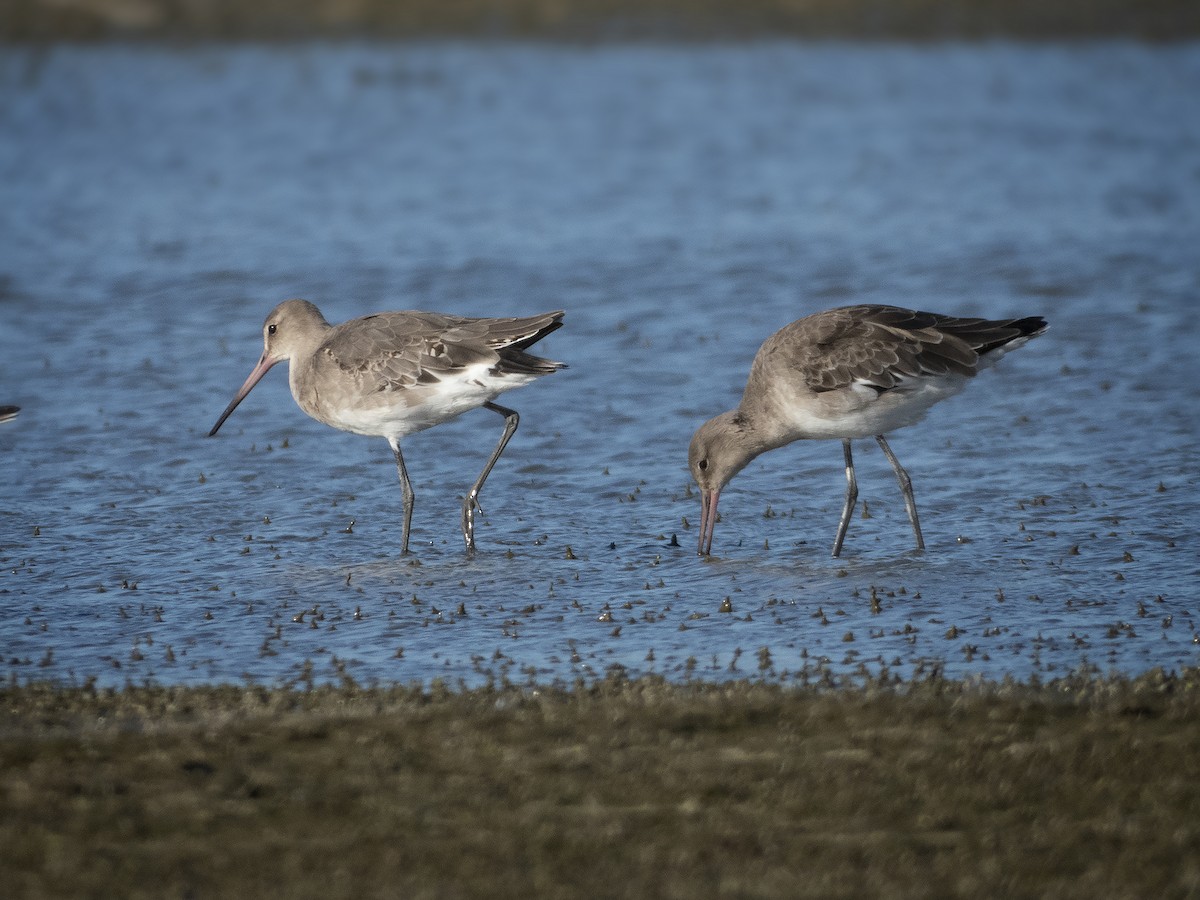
left=3, top=671, right=1199, bottom=898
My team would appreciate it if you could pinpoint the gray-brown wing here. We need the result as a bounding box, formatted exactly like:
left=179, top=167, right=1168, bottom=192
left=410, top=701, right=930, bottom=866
left=318, top=310, right=564, bottom=391
left=778, top=305, right=1031, bottom=393
left=442, top=311, right=565, bottom=352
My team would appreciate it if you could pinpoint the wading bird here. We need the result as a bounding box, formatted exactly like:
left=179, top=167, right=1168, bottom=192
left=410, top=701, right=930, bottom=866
left=209, top=299, right=564, bottom=554
left=689, top=304, right=1046, bottom=557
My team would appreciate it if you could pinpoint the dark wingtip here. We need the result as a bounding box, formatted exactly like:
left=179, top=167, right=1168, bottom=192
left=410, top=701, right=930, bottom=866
left=1015, top=315, right=1049, bottom=337
left=970, top=315, right=1048, bottom=356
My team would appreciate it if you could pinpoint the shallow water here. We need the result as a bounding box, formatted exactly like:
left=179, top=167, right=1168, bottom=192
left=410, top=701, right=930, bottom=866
left=1, top=41, right=1197, bottom=687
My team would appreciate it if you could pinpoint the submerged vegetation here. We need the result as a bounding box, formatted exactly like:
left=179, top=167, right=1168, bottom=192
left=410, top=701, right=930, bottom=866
left=3, top=670, right=1198, bottom=897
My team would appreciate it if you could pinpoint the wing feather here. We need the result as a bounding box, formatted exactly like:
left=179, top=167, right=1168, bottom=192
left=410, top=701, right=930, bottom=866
left=768, top=304, right=1041, bottom=394
left=317, top=310, right=563, bottom=393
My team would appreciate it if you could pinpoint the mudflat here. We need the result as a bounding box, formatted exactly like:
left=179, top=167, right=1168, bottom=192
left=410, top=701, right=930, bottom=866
left=3, top=671, right=1198, bottom=898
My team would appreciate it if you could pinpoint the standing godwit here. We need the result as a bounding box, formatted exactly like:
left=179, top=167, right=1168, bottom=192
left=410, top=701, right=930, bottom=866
left=209, top=299, right=564, bottom=554
left=688, top=304, right=1047, bottom=557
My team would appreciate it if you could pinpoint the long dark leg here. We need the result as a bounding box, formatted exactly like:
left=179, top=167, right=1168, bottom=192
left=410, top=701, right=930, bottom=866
left=832, top=439, right=857, bottom=558
left=461, top=401, right=519, bottom=552
left=388, top=437, right=416, bottom=555
left=876, top=434, right=925, bottom=551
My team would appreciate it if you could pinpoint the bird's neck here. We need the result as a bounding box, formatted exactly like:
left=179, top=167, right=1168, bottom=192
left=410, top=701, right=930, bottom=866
left=721, top=408, right=782, bottom=460
left=731, top=403, right=794, bottom=454
left=283, top=329, right=330, bottom=404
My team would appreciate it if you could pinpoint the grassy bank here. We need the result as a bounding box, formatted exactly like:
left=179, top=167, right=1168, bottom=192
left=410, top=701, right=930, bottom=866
left=2, top=0, right=1198, bottom=41
left=2, top=671, right=1199, bottom=897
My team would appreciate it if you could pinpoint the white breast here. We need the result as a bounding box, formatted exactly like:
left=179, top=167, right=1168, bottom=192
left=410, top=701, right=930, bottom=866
left=781, top=374, right=971, bottom=442
left=317, top=364, right=538, bottom=439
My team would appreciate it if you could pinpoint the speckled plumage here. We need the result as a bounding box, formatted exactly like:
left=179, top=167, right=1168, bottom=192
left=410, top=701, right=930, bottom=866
left=689, top=304, right=1047, bottom=558
left=277, top=304, right=565, bottom=437
left=210, top=299, right=564, bottom=554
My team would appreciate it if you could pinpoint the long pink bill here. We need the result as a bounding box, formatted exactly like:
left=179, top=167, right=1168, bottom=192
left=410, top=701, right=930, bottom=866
left=698, top=488, right=720, bottom=556
left=208, top=352, right=279, bottom=436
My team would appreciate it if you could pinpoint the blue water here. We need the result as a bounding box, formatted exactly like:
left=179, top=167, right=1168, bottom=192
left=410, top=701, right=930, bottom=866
left=1, top=41, right=1197, bottom=687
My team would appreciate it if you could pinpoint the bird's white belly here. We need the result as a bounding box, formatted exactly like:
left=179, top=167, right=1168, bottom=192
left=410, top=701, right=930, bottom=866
left=313, top=365, right=535, bottom=439
left=783, top=376, right=970, bottom=441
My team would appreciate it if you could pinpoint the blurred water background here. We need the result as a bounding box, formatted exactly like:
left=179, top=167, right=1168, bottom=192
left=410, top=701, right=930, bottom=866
left=1, top=33, right=1197, bottom=687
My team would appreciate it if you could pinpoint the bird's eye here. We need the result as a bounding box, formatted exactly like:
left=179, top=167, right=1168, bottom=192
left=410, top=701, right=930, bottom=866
left=698, top=459, right=708, bottom=471
left=268, top=324, right=277, bottom=335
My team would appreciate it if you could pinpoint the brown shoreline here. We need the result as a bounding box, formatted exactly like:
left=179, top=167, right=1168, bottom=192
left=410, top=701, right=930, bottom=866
left=3, top=0, right=1199, bottom=41
left=3, top=670, right=1198, bottom=897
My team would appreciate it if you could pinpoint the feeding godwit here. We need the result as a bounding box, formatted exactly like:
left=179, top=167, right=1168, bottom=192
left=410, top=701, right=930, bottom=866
left=688, top=304, right=1046, bottom=557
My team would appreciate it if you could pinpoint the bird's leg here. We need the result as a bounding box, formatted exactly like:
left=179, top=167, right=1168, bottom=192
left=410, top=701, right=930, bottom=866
left=388, top=437, right=416, bottom=556
left=462, top=402, right=519, bottom=553
left=832, top=439, right=857, bottom=558
left=876, top=434, right=925, bottom=551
